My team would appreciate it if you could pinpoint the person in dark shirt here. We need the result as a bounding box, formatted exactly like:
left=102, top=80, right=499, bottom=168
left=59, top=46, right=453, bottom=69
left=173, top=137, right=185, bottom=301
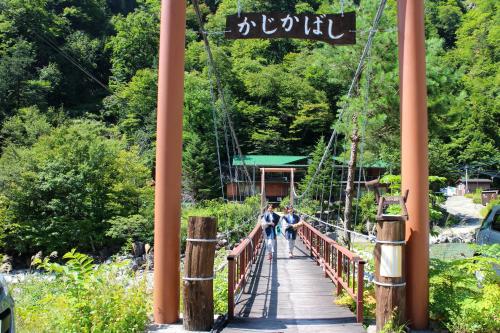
left=261, top=204, right=280, bottom=260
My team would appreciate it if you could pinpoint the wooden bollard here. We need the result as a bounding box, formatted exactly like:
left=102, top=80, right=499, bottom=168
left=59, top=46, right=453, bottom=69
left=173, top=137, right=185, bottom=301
left=374, top=196, right=408, bottom=332
left=183, top=216, right=217, bottom=331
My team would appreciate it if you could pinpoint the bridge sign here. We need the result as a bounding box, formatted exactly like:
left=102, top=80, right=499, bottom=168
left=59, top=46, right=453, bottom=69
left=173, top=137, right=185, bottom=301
left=225, top=12, right=356, bottom=45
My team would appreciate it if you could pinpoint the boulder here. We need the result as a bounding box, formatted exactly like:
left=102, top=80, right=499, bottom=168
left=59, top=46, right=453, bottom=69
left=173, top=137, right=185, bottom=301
left=132, top=241, right=145, bottom=257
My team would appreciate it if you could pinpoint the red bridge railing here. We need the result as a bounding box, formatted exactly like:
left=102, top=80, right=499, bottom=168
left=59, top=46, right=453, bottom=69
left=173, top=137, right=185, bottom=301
left=298, top=222, right=366, bottom=323
left=227, top=221, right=263, bottom=319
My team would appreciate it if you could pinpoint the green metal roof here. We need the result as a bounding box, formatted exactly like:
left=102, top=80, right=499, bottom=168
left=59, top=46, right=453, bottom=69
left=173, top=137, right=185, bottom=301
left=333, top=156, right=389, bottom=168
left=233, top=155, right=309, bottom=167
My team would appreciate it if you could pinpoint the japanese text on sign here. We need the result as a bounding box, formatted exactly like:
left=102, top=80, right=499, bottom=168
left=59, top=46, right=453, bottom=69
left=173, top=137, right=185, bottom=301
left=226, top=12, right=355, bottom=45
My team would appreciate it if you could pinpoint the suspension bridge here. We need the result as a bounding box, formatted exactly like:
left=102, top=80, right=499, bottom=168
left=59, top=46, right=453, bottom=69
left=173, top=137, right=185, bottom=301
left=152, top=0, right=431, bottom=331
left=224, top=228, right=366, bottom=333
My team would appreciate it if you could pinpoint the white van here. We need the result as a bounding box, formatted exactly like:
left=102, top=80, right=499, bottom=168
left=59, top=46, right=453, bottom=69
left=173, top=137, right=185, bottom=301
left=476, top=205, right=500, bottom=245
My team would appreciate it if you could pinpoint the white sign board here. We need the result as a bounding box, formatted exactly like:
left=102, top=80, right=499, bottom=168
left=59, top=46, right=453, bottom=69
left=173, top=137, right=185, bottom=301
left=380, top=245, right=402, bottom=277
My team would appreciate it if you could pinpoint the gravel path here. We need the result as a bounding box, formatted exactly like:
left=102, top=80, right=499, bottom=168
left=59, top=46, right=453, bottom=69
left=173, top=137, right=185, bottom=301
left=440, top=195, right=483, bottom=228
left=432, top=196, right=484, bottom=244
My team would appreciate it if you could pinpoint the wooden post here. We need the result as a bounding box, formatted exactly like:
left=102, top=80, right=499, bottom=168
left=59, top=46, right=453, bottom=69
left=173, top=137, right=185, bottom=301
left=324, top=243, right=330, bottom=278
left=357, top=261, right=365, bottom=323
left=374, top=197, right=408, bottom=332
left=227, top=257, right=235, bottom=319
left=261, top=169, right=266, bottom=208
left=336, top=251, right=342, bottom=296
left=183, top=216, right=217, bottom=331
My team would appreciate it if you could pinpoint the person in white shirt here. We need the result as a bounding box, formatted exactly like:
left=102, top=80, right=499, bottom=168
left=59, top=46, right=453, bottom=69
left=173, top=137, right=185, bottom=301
left=261, top=204, right=279, bottom=260
left=281, top=205, right=300, bottom=258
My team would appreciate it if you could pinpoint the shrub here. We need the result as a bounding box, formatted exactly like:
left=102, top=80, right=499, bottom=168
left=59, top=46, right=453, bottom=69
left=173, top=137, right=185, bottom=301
left=472, top=188, right=482, bottom=205
left=480, top=198, right=500, bottom=218
left=429, top=244, right=500, bottom=332
left=213, top=250, right=229, bottom=314
left=12, top=250, right=151, bottom=333
left=181, top=196, right=261, bottom=251
left=335, top=282, right=376, bottom=326
left=0, top=120, right=152, bottom=256
left=447, top=284, right=500, bottom=333
left=354, top=191, right=377, bottom=233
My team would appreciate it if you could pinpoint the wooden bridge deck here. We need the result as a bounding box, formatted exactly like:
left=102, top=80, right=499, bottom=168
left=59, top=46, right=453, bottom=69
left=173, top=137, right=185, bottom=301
left=223, top=237, right=366, bottom=333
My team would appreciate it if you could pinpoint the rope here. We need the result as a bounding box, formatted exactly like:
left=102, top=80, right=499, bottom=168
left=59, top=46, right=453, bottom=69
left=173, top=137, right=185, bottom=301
left=337, top=151, right=346, bottom=221
left=214, top=261, right=228, bottom=274
left=186, top=238, right=218, bottom=243
left=30, top=29, right=111, bottom=93
left=354, top=43, right=374, bottom=226
left=320, top=181, right=325, bottom=215
left=207, top=58, right=227, bottom=200
left=326, top=134, right=339, bottom=223
left=294, top=0, right=388, bottom=201
left=221, top=104, right=234, bottom=184
left=347, top=0, right=388, bottom=97
left=183, top=276, right=215, bottom=281
left=298, top=211, right=376, bottom=242
left=340, top=0, right=345, bottom=17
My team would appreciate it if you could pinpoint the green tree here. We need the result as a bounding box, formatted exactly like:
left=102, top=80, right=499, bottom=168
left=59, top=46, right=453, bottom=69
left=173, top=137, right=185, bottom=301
left=106, top=1, right=160, bottom=83
left=446, top=0, right=500, bottom=168
left=0, top=106, right=52, bottom=148
left=104, top=68, right=158, bottom=166
left=0, top=120, right=151, bottom=256
left=183, top=133, right=220, bottom=201
left=0, top=39, right=36, bottom=119
left=298, top=136, right=333, bottom=201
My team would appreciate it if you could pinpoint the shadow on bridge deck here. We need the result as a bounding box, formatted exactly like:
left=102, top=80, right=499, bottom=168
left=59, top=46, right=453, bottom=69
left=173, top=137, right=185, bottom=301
left=223, top=237, right=366, bottom=333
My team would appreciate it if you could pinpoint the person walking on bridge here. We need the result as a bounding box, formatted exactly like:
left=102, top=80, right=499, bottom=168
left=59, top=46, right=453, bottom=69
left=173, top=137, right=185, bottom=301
left=261, top=204, right=279, bottom=260
left=281, top=205, right=300, bottom=258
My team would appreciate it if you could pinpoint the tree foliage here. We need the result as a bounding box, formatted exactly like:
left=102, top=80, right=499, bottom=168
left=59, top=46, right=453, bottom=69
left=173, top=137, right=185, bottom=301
left=0, top=0, right=498, bottom=258
left=0, top=121, right=152, bottom=256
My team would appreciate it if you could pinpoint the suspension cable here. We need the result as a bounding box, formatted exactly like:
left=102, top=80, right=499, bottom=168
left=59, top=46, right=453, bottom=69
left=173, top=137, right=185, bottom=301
left=192, top=0, right=255, bottom=193
left=298, top=211, right=376, bottom=242
left=206, top=59, right=226, bottom=200
left=354, top=53, right=373, bottom=225
left=294, top=0, right=388, bottom=201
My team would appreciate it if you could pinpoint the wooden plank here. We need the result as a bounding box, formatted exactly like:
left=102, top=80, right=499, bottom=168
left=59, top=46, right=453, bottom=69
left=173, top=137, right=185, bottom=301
left=224, top=237, right=366, bottom=333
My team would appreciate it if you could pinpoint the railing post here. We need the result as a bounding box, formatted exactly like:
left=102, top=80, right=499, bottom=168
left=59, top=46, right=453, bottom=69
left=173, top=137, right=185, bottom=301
left=227, top=256, right=235, bottom=320
left=357, top=261, right=365, bottom=323
left=324, top=243, right=330, bottom=278
left=240, top=247, right=246, bottom=286
left=315, top=235, right=320, bottom=264
left=310, top=233, right=314, bottom=257
left=336, top=250, right=342, bottom=296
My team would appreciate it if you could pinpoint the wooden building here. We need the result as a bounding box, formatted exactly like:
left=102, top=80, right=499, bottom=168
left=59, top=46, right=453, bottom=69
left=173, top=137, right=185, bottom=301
left=456, top=178, right=493, bottom=195
left=226, top=155, right=390, bottom=202
left=227, top=155, right=309, bottom=202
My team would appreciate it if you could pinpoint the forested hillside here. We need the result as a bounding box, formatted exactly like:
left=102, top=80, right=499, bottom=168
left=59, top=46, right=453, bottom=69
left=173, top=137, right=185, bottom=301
left=0, top=0, right=498, bottom=258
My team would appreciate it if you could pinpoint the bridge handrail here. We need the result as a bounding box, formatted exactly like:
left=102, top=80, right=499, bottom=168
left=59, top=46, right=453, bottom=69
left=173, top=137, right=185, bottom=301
left=227, top=219, right=263, bottom=319
left=298, top=221, right=366, bottom=323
